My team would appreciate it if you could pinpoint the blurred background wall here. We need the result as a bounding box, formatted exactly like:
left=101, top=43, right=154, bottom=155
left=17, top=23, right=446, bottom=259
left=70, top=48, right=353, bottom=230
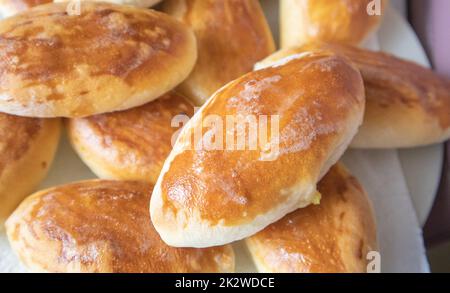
left=407, top=0, right=450, bottom=273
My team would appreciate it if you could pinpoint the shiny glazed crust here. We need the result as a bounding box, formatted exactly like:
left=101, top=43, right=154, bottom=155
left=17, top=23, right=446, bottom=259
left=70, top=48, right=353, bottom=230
left=163, top=0, right=275, bottom=105
left=245, top=163, right=378, bottom=273
left=0, top=3, right=197, bottom=117
left=150, top=52, right=365, bottom=248
left=66, top=92, right=194, bottom=184
left=5, top=180, right=235, bottom=273
left=280, top=0, right=387, bottom=48
left=0, top=113, right=61, bottom=227
left=257, top=43, right=450, bottom=148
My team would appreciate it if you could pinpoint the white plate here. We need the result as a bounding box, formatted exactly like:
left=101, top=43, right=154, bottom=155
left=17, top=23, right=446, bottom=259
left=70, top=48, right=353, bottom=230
left=0, top=1, right=441, bottom=273
left=377, top=5, right=443, bottom=226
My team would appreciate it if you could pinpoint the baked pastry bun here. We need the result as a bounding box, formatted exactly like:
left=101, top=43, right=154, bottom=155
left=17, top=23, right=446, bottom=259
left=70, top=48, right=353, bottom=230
left=6, top=180, right=235, bottom=273
left=0, top=113, right=60, bottom=228
left=0, top=2, right=197, bottom=118
left=163, top=0, right=275, bottom=106
left=67, top=91, right=194, bottom=184
left=256, top=43, right=450, bottom=148
left=0, top=0, right=51, bottom=17
left=280, top=0, right=388, bottom=48
left=150, top=51, right=365, bottom=248
left=53, top=0, right=162, bottom=9
left=245, top=163, right=378, bottom=273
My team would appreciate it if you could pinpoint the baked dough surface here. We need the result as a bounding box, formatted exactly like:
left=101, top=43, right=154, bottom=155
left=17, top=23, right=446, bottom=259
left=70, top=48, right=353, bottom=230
left=0, top=3, right=197, bottom=117
left=6, top=180, right=235, bottom=273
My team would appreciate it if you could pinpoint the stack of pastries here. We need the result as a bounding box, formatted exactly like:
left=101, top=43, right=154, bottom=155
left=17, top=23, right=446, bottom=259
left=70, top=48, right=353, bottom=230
left=0, top=0, right=448, bottom=273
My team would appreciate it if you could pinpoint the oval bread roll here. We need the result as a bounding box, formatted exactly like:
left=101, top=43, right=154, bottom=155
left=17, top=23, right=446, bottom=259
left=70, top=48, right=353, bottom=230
left=0, top=0, right=51, bottom=17
left=256, top=43, right=450, bottom=148
left=6, top=180, right=235, bottom=273
left=0, top=2, right=197, bottom=118
left=245, top=163, right=378, bottom=273
left=0, top=113, right=60, bottom=228
left=67, top=92, right=194, bottom=184
left=150, top=52, right=365, bottom=248
left=280, top=0, right=387, bottom=48
left=163, top=0, right=275, bottom=106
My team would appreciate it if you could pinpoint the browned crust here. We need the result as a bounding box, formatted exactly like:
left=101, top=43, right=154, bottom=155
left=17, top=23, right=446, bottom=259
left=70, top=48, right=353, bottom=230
left=6, top=180, right=235, bottom=273
left=163, top=0, right=275, bottom=105
left=261, top=43, right=450, bottom=148
left=0, top=113, right=61, bottom=224
left=67, top=92, right=194, bottom=184
left=0, top=113, right=42, bottom=177
left=0, top=3, right=197, bottom=117
left=156, top=52, right=364, bottom=227
left=246, top=163, right=378, bottom=273
left=280, top=0, right=387, bottom=48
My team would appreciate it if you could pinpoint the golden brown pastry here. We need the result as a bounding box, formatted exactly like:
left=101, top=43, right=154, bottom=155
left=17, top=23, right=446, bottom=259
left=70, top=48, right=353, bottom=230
left=163, top=0, right=275, bottom=105
left=280, top=0, right=388, bottom=48
left=150, top=51, right=365, bottom=248
left=256, top=43, right=450, bottom=148
left=66, top=92, right=194, bottom=184
left=245, top=163, right=378, bottom=273
left=6, top=180, right=235, bottom=273
left=53, top=0, right=162, bottom=10
left=0, top=113, right=60, bottom=228
left=0, top=2, right=197, bottom=118
left=0, top=0, right=51, bottom=17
